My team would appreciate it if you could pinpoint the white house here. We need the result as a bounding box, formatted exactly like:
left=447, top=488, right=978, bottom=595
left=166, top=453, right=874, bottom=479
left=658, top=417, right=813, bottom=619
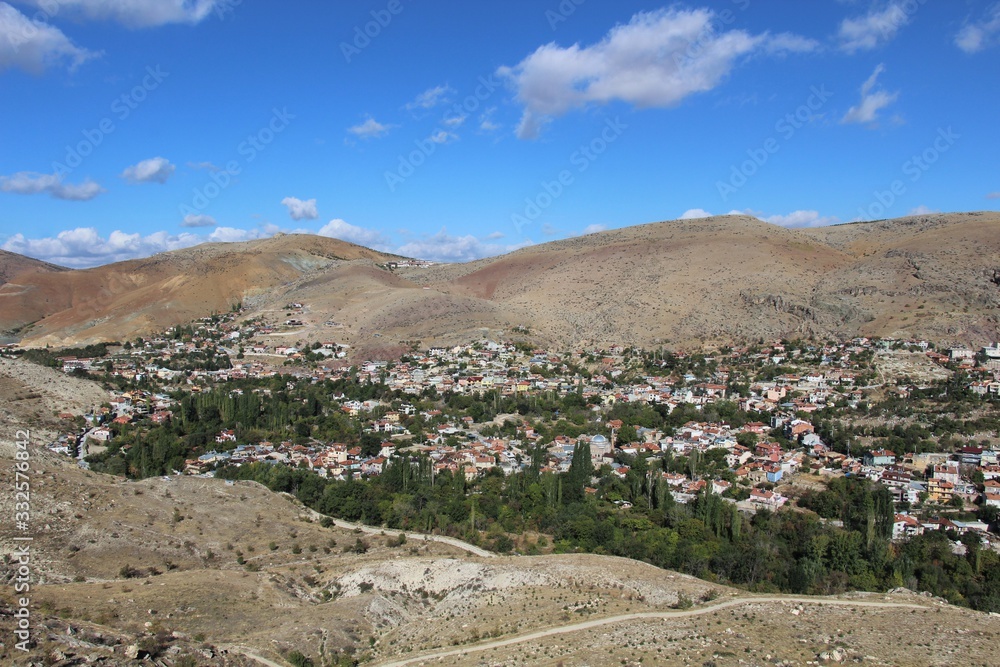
left=893, top=514, right=924, bottom=540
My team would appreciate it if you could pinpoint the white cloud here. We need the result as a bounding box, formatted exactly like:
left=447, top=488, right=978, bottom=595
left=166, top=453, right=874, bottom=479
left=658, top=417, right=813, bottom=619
left=281, top=196, right=319, bottom=221
left=766, top=33, right=822, bottom=55
left=395, top=230, right=533, bottom=263
left=428, top=130, right=456, bottom=144
left=121, top=156, right=175, bottom=184
left=318, top=219, right=391, bottom=250
left=207, top=226, right=264, bottom=243
left=580, top=224, right=607, bottom=235
left=762, top=210, right=840, bottom=228
left=486, top=231, right=505, bottom=240
left=987, top=192, right=1000, bottom=200
left=0, top=171, right=104, bottom=200
left=841, top=63, right=898, bottom=125
left=679, top=208, right=713, bottom=220
left=2, top=223, right=538, bottom=269
left=732, top=208, right=840, bottom=228
left=907, top=205, right=937, bottom=216
left=4, top=227, right=193, bottom=267
left=187, top=161, right=221, bottom=172
left=0, top=2, right=99, bottom=73
left=955, top=4, right=1000, bottom=53
left=406, top=84, right=454, bottom=111
left=0, top=224, right=280, bottom=267
left=12, top=0, right=222, bottom=28
left=837, top=2, right=910, bottom=53
left=479, top=108, right=501, bottom=132
left=181, top=213, right=217, bottom=228
left=347, top=116, right=393, bottom=140
left=498, top=7, right=817, bottom=139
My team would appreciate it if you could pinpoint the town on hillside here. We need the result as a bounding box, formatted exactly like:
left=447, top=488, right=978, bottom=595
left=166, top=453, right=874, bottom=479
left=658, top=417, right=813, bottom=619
left=2, top=304, right=1000, bottom=608
left=8, top=306, right=1000, bottom=560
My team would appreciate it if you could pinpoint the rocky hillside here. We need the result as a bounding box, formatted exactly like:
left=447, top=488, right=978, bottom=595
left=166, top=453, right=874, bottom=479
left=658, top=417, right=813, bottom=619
left=3, top=212, right=999, bottom=351
left=0, top=249, right=66, bottom=285
left=0, top=234, right=399, bottom=345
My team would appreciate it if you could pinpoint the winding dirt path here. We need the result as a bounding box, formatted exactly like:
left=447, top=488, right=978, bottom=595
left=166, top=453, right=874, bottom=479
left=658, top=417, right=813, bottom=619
left=221, top=645, right=288, bottom=667
left=282, top=492, right=495, bottom=559
left=373, top=595, right=932, bottom=667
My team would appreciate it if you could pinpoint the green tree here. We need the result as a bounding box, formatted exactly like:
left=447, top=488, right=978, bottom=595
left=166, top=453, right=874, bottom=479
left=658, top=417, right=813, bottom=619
left=564, top=442, right=593, bottom=504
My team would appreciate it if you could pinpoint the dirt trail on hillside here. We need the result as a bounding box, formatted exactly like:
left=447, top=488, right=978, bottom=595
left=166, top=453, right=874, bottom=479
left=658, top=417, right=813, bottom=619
left=375, top=595, right=933, bottom=667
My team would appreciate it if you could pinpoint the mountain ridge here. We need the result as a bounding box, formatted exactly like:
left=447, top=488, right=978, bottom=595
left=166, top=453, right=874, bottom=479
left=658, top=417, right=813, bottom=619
left=2, top=212, right=998, bottom=350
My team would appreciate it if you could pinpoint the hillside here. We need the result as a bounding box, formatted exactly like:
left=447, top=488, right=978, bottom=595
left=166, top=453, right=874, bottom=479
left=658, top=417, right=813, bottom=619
left=0, top=234, right=398, bottom=345
left=432, top=215, right=858, bottom=347
left=802, top=211, right=1000, bottom=344
left=3, top=212, right=999, bottom=351
left=0, top=249, right=66, bottom=285
left=1, top=361, right=997, bottom=667
left=0, top=251, right=67, bottom=339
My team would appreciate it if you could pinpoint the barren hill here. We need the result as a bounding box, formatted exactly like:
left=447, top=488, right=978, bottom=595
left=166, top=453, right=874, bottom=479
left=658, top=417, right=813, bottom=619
left=801, top=211, right=1000, bottom=344
left=413, top=212, right=1000, bottom=348
left=431, top=215, right=858, bottom=347
left=0, top=234, right=398, bottom=346
left=3, top=212, right=999, bottom=350
left=0, top=250, right=66, bottom=286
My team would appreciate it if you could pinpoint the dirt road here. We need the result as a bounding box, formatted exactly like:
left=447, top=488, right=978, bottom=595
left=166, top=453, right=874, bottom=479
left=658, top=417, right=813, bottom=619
left=282, top=492, right=495, bottom=559
left=374, top=595, right=931, bottom=667
left=222, top=645, right=288, bottom=667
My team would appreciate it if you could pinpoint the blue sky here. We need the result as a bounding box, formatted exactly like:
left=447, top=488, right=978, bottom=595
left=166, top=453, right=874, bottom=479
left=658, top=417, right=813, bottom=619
left=1, top=0, right=998, bottom=267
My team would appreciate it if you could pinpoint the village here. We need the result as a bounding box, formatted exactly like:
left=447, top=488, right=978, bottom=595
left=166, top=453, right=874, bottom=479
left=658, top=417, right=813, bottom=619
left=7, top=303, right=999, bottom=557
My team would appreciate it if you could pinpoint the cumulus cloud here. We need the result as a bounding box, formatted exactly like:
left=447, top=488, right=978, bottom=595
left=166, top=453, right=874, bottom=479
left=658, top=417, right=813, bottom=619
left=322, top=219, right=537, bottom=263
left=406, top=84, right=454, bottom=111
left=0, top=171, right=104, bottom=200
left=3, top=221, right=540, bottom=268
left=207, top=226, right=266, bottom=243
left=732, top=208, right=841, bottom=228
left=121, top=157, right=175, bottom=184
left=498, top=7, right=817, bottom=139
left=0, top=2, right=99, bottom=73
left=318, top=219, right=392, bottom=250
left=395, top=230, right=533, bottom=263
left=837, top=2, right=910, bottom=53
left=841, top=63, right=898, bottom=125
left=281, top=197, right=319, bottom=221
left=1, top=224, right=278, bottom=268
left=11, top=0, right=223, bottom=28
left=4, top=227, right=193, bottom=267
left=761, top=210, right=840, bottom=228
left=181, top=213, right=217, bottom=228
left=679, top=208, right=713, bottom=220
left=955, top=4, right=1000, bottom=53
left=348, top=116, right=393, bottom=140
